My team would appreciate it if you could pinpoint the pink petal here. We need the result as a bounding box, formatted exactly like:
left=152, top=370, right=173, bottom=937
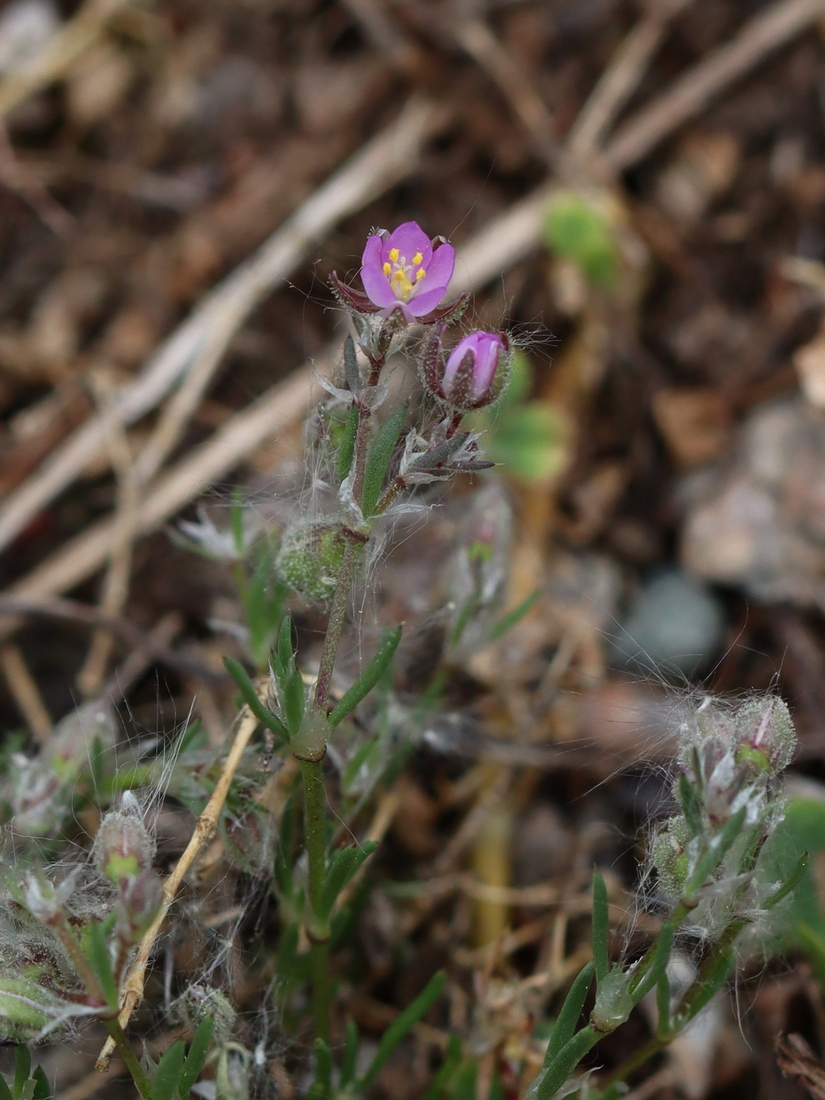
left=421, top=241, right=455, bottom=292
left=407, top=286, right=454, bottom=316
left=385, top=221, right=432, bottom=262
left=360, top=235, right=397, bottom=307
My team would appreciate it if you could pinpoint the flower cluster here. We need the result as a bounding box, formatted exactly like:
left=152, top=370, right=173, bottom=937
left=651, top=694, right=797, bottom=942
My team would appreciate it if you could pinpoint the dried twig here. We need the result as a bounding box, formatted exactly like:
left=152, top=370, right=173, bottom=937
left=96, top=703, right=260, bottom=1069
left=0, top=643, right=51, bottom=741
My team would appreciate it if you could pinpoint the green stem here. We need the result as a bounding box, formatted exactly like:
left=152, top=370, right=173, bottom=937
left=105, top=1018, right=155, bottom=1099
left=300, top=757, right=332, bottom=1047
left=313, top=535, right=364, bottom=714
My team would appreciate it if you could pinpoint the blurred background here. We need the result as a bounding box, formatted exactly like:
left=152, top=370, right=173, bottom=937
left=4, top=0, right=825, bottom=1097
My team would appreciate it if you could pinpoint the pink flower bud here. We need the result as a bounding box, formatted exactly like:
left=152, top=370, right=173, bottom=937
left=440, top=331, right=508, bottom=410
left=116, top=872, right=163, bottom=942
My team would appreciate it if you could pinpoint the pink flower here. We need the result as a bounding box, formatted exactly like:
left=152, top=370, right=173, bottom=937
left=440, top=331, right=508, bottom=409
left=360, top=221, right=455, bottom=321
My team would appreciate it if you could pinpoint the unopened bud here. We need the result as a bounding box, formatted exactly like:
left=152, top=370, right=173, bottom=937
left=590, top=967, right=633, bottom=1032
left=0, top=976, right=53, bottom=1042
left=734, top=696, right=796, bottom=774
left=22, top=869, right=79, bottom=925
left=116, top=872, right=163, bottom=942
left=422, top=330, right=510, bottom=411
left=94, top=803, right=156, bottom=883
left=276, top=519, right=345, bottom=603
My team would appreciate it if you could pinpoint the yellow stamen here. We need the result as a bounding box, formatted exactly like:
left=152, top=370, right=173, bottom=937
left=389, top=248, right=399, bottom=262
left=416, top=268, right=426, bottom=281
left=412, top=252, right=423, bottom=265
left=383, top=262, right=391, bottom=276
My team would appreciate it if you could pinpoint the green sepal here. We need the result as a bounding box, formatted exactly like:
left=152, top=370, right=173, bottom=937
left=361, top=402, right=407, bottom=517
left=329, top=626, right=402, bottom=726
left=542, top=962, right=594, bottom=1068
left=152, top=1040, right=186, bottom=1100
left=177, top=1017, right=215, bottom=1098
left=223, top=657, right=288, bottom=742
left=678, top=773, right=703, bottom=838
left=338, top=403, right=359, bottom=482
left=318, top=841, right=378, bottom=922
left=357, top=971, right=446, bottom=1091
left=86, top=919, right=118, bottom=1011
left=591, top=871, right=609, bottom=983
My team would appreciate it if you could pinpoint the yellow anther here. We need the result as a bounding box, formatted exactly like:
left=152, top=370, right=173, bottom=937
left=383, top=262, right=391, bottom=276
left=412, top=252, right=423, bottom=265
left=389, top=248, right=399, bottom=262
left=416, top=268, right=426, bottom=281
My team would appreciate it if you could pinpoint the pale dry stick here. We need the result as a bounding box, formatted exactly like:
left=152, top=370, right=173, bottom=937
left=0, top=642, right=51, bottom=741
left=602, top=0, right=825, bottom=170
left=450, top=0, right=825, bottom=295
left=455, top=19, right=558, bottom=158
left=96, top=704, right=259, bottom=1070
left=0, top=98, right=449, bottom=555
left=76, top=376, right=141, bottom=698
left=0, top=0, right=127, bottom=117
left=1, top=364, right=316, bottom=635
left=565, top=0, right=694, bottom=160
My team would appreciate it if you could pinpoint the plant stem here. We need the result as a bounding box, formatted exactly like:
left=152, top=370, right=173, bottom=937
left=313, top=535, right=364, bottom=714
left=105, top=1017, right=155, bottom=1099
left=300, top=757, right=332, bottom=1047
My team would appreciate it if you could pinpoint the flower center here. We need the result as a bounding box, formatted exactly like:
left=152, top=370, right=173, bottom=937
left=382, top=248, right=426, bottom=301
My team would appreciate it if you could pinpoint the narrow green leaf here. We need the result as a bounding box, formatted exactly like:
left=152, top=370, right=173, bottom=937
left=420, top=1034, right=463, bottom=1100
left=230, top=486, right=245, bottom=556
left=358, top=971, right=446, bottom=1091
left=678, top=948, right=734, bottom=1026
left=487, top=588, right=541, bottom=643
left=283, top=671, right=306, bottom=738
left=30, top=1067, right=50, bottom=1100
left=631, top=917, right=676, bottom=1005
left=152, top=1041, right=186, bottom=1100
left=338, top=403, right=359, bottom=482
left=278, top=616, right=294, bottom=672
left=177, top=1017, right=214, bottom=1098
left=223, top=657, right=288, bottom=741
left=361, top=402, right=407, bottom=516
left=543, top=962, right=594, bottom=1068
left=591, top=871, right=609, bottom=984
left=655, top=971, right=671, bottom=1037
left=764, top=851, right=809, bottom=910
left=329, top=626, right=403, bottom=726
left=686, top=807, right=747, bottom=896
left=344, top=335, right=360, bottom=392
left=14, top=1047, right=31, bottom=1095
left=86, top=920, right=118, bottom=1010
left=678, top=773, right=703, bottom=837
left=340, top=1019, right=360, bottom=1089
left=318, top=841, right=378, bottom=921
left=308, top=1039, right=332, bottom=1100
left=0, top=1074, right=13, bottom=1100
left=532, top=1025, right=599, bottom=1100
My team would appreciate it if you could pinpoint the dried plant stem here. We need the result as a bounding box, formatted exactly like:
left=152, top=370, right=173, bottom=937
left=96, top=705, right=259, bottom=1070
